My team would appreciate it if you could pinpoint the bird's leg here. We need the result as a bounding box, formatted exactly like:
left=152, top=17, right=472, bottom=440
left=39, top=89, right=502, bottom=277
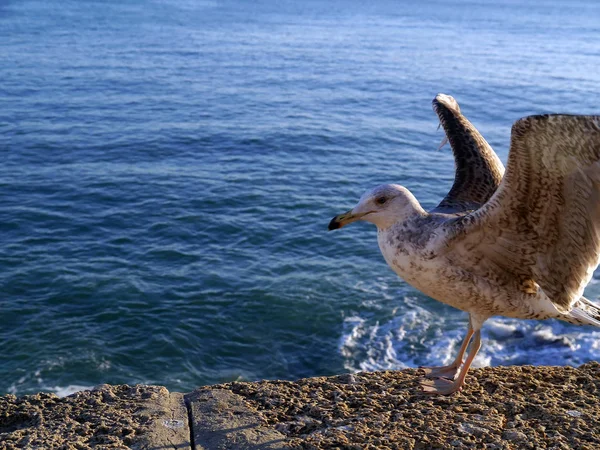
left=420, top=323, right=474, bottom=380
left=420, top=330, right=482, bottom=395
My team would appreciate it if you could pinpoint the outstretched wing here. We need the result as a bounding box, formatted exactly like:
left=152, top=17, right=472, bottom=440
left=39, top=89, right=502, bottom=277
left=432, top=94, right=505, bottom=213
left=448, top=114, right=600, bottom=312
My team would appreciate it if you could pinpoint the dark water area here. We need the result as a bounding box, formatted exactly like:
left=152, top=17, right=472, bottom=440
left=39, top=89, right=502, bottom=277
left=1, top=0, right=600, bottom=395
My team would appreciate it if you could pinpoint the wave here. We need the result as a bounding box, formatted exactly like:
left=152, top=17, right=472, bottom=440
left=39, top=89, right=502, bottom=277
left=340, top=298, right=600, bottom=373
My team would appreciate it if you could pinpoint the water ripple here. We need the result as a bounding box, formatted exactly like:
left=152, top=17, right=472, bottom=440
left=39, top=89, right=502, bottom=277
left=1, top=0, right=600, bottom=395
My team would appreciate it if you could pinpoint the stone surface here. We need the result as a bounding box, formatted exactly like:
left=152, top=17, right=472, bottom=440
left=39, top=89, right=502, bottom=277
left=2, top=363, right=600, bottom=449
left=215, top=362, right=600, bottom=449
left=0, top=384, right=190, bottom=449
left=135, top=389, right=190, bottom=450
left=185, top=389, right=291, bottom=450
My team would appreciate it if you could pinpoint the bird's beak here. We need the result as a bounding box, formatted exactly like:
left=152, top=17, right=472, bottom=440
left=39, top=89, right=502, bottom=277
left=328, top=209, right=370, bottom=230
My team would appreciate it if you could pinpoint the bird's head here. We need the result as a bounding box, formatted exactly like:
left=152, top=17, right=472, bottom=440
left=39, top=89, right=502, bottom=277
left=328, top=184, right=423, bottom=231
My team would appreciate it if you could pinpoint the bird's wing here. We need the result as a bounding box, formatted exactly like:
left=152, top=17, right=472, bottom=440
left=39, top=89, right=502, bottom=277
left=432, top=94, right=505, bottom=213
left=446, top=114, right=600, bottom=312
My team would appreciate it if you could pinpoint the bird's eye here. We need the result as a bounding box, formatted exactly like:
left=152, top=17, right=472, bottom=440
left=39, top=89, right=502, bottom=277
left=375, top=196, right=387, bottom=205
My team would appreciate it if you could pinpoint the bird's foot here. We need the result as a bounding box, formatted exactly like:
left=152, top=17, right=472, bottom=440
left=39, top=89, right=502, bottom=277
left=420, top=377, right=463, bottom=396
left=419, top=364, right=459, bottom=380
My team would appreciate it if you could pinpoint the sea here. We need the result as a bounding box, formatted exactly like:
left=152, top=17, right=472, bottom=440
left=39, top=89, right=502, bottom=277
left=1, top=0, right=600, bottom=397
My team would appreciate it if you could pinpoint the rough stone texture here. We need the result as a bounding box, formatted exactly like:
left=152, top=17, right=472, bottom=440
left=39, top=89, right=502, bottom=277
left=0, top=384, right=190, bottom=450
left=213, top=362, right=600, bottom=450
left=136, top=389, right=189, bottom=450
left=1, top=363, right=600, bottom=449
left=185, top=389, right=291, bottom=449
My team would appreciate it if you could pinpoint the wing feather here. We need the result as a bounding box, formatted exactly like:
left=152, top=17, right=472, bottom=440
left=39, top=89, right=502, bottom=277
left=449, top=114, right=600, bottom=311
left=432, top=94, right=505, bottom=213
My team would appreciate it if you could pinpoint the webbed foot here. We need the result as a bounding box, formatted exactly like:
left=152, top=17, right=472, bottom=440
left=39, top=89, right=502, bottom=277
left=419, top=364, right=459, bottom=380
left=420, top=377, right=464, bottom=396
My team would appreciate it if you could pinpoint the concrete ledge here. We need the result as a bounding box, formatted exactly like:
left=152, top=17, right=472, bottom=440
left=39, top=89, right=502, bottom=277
left=0, top=384, right=190, bottom=449
left=185, top=389, right=290, bottom=450
left=1, top=363, right=600, bottom=449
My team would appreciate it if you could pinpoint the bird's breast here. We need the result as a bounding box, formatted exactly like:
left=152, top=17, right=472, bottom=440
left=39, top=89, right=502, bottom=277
left=377, top=231, right=439, bottom=294
left=377, top=228, right=482, bottom=311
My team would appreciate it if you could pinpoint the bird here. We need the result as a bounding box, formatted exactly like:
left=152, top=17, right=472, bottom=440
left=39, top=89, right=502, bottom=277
left=328, top=93, right=600, bottom=395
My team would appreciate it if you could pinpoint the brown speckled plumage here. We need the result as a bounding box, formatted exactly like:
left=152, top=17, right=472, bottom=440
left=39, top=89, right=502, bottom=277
left=329, top=95, right=600, bottom=395
left=432, top=94, right=505, bottom=213
left=448, top=114, right=600, bottom=313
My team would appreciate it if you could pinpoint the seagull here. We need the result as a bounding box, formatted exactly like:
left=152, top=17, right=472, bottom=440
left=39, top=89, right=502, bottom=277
left=328, top=94, right=600, bottom=395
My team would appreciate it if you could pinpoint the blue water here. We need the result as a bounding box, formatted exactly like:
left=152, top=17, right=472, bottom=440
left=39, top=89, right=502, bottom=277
left=2, top=0, right=600, bottom=396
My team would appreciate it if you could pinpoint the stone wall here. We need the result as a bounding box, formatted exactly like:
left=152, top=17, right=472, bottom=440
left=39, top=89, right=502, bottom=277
left=1, top=363, right=599, bottom=449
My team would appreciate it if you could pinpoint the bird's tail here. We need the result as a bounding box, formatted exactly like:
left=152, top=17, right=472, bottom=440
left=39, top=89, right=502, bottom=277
left=566, top=297, right=600, bottom=327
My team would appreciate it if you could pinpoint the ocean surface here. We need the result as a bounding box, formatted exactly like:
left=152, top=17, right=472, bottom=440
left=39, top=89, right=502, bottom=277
left=2, top=0, right=600, bottom=397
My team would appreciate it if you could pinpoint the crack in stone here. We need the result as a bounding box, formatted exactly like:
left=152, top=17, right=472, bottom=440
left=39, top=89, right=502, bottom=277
left=184, top=395, right=196, bottom=450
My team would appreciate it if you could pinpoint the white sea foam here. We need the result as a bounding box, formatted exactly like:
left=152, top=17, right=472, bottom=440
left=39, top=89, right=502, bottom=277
left=340, top=301, right=600, bottom=373
left=6, top=357, right=105, bottom=397
left=7, top=376, right=93, bottom=397
left=49, top=385, right=93, bottom=397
